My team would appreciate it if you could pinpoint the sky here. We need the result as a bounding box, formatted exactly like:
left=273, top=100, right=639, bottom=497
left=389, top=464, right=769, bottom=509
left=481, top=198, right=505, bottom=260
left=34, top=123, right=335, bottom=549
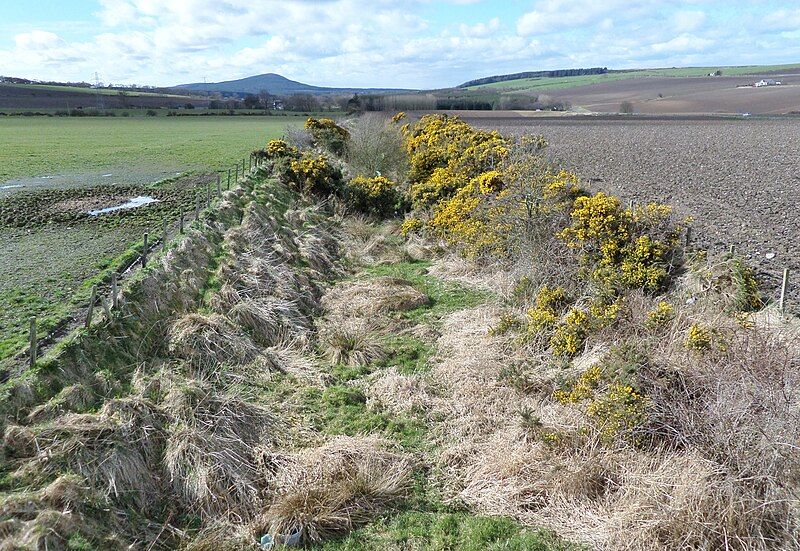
left=0, top=1, right=799, bottom=89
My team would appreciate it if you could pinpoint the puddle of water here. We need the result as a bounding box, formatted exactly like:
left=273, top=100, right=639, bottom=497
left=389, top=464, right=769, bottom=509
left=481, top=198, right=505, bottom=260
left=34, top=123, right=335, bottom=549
left=88, top=196, right=159, bottom=216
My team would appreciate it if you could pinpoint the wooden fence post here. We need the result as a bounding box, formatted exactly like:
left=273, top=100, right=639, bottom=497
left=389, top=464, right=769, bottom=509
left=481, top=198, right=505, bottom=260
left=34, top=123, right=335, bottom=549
left=142, top=233, right=148, bottom=267
left=162, top=218, right=168, bottom=251
left=235, top=164, right=239, bottom=181
left=111, top=273, right=118, bottom=309
left=85, top=285, right=98, bottom=328
left=242, top=158, right=246, bottom=174
left=29, top=317, right=37, bottom=367
left=102, top=298, right=112, bottom=322
left=227, top=168, right=231, bottom=189
left=779, top=268, right=789, bottom=312
left=684, top=226, right=692, bottom=248
left=216, top=174, right=222, bottom=196
left=249, top=155, right=253, bottom=171
left=179, top=212, right=185, bottom=234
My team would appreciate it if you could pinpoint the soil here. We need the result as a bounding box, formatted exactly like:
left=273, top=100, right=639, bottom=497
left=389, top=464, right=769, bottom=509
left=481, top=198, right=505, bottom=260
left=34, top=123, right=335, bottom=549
left=464, top=115, right=800, bottom=310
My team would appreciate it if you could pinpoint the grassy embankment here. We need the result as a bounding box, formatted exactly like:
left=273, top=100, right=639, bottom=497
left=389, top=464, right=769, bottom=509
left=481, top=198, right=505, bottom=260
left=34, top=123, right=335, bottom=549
left=0, top=116, right=304, bottom=366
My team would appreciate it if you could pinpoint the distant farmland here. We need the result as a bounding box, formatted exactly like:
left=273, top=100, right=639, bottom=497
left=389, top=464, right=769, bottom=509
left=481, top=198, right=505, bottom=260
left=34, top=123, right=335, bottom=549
left=462, top=63, right=800, bottom=114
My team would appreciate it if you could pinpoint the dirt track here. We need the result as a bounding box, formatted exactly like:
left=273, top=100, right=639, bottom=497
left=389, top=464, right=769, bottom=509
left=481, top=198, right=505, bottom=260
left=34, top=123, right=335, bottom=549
left=466, top=115, right=800, bottom=309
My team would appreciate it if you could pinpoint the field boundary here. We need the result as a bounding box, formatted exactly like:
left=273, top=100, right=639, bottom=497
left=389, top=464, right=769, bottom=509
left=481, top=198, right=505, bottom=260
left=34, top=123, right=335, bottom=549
left=6, top=154, right=268, bottom=376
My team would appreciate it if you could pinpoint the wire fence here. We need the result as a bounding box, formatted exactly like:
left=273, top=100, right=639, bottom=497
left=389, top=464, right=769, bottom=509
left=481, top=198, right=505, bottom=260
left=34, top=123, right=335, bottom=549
left=19, top=153, right=266, bottom=370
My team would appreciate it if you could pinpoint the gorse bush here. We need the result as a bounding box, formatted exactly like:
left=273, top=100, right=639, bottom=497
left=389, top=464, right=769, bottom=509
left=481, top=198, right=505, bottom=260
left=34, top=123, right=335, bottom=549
left=404, top=114, right=509, bottom=208
left=345, top=176, right=405, bottom=217
left=283, top=154, right=342, bottom=196
left=305, top=117, right=350, bottom=156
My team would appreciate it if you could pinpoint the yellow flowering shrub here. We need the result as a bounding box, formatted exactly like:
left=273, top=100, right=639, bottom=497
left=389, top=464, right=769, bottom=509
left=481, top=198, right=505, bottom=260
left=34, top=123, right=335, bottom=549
left=304, top=117, right=350, bottom=155
left=405, top=114, right=509, bottom=206
left=527, top=286, right=569, bottom=332
left=345, top=176, right=404, bottom=217
left=400, top=217, right=423, bottom=236
left=685, top=323, right=712, bottom=351
left=266, top=139, right=299, bottom=158
left=586, top=383, right=648, bottom=442
left=428, top=170, right=507, bottom=257
left=560, top=193, right=681, bottom=293
left=391, top=111, right=406, bottom=123
left=554, top=365, right=602, bottom=403
left=646, top=301, right=675, bottom=329
left=286, top=154, right=342, bottom=195
left=550, top=308, right=591, bottom=357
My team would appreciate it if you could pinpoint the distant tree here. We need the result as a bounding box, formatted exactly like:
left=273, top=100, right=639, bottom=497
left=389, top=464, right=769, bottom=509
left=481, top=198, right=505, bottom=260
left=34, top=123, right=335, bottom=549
left=619, top=101, right=634, bottom=114
left=208, top=99, right=221, bottom=110
left=347, top=94, right=362, bottom=112
left=243, top=94, right=260, bottom=109
left=184, top=102, right=195, bottom=110
left=285, top=93, right=319, bottom=112
left=714, top=69, right=722, bottom=76
left=258, top=89, right=272, bottom=113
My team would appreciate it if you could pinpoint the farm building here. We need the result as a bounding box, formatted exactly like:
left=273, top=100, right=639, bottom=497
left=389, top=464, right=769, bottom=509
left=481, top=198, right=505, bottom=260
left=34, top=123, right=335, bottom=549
left=755, top=78, right=781, bottom=87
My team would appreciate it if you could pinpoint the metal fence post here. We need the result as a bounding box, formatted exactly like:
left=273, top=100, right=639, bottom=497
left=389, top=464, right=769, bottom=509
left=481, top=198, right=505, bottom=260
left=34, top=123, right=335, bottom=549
left=142, top=233, right=148, bottom=267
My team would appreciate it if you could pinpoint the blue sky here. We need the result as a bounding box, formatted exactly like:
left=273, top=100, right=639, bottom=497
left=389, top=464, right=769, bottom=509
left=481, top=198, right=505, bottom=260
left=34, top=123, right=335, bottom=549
left=1, top=1, right=799, bottom=88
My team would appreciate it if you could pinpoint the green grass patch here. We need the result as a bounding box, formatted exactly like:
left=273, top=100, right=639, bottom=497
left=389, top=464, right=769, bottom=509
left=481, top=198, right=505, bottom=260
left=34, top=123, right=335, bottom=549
left=319, top=510, right=580, bottom=550
left=376, top=334, right=435, bottom=375
left=362, top=261, right=491, bottom=325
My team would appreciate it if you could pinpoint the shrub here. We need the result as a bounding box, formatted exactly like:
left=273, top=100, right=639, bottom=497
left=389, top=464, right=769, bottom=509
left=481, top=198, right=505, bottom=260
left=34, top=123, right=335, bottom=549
left=405, top=114, right=509, bottom=207
left=527, top=286, right=569, bottom=332
left=685, top=323, right=712, bottom=351
left=345, top=176, right=405, bottom=217
left=345, top=113, right=408, bottom=181
left=560, top=193, right=681, bottom=293
left=283, top=154, right=343, bottom=196
left=646, top=301, right=675, bottom=329
left=305, top=117, right=350, bottom=156
left=399, top=217, right=423, bottom=236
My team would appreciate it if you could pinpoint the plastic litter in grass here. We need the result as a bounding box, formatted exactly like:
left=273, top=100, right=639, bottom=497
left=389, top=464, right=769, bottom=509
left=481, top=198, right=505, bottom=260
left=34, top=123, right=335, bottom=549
left=88, top=195, right=159, bottom=215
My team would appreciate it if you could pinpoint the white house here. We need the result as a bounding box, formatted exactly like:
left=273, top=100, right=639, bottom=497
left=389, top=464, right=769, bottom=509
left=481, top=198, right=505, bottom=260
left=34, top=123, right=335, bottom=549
left=755, top=79, right=781, bottom=87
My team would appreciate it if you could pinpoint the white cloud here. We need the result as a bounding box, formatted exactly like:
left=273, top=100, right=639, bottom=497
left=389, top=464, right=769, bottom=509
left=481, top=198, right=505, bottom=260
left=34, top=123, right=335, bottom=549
left=763, top=9, right=800, bottom=31
left=651, top=34, right=714, bottom=54
left=672, top=10, right=707, bottom=32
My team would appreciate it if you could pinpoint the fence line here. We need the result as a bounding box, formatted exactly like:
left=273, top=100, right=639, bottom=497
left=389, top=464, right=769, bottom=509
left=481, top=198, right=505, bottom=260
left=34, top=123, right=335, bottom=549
left=21, top=156, right=259, bottom=368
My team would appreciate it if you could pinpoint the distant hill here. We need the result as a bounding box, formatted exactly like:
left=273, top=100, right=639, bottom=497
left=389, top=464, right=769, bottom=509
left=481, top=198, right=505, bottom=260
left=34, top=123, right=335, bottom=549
left=175, top=73, right=414, bottom=96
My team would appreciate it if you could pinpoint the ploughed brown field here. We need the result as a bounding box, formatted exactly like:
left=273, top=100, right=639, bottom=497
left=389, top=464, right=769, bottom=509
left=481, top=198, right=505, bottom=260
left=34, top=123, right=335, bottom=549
left=464, top=114, right=800, bottom=308
left=549, top=69, right=800, bottom=115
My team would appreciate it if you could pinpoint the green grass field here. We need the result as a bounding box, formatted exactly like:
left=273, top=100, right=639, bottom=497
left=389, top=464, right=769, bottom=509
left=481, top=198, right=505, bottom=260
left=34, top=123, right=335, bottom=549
left=0, top=83, right=192, bottom=98
left=467, top=63, right=800, bottom=92
left=0, top=115, right=307, bottom=366
left=0, top=116, right=305, bottom=182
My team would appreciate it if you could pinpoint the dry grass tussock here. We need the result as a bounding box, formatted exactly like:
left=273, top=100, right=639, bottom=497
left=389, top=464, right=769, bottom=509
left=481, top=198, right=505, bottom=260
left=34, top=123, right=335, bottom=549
left=253, top=436, right=412, bottom=544
left=375, top=286, right=800, bottom=549
left=427, top=253, right=515, bottom=296
left=321, top=276, right=429, bottom=319
left=340, top=216, right=412, bottom=266
left=318, top=318, right=385, bottom=367
left=168, top=313, right=264, bottom=368
left=163, top=379, right=278, bottom=521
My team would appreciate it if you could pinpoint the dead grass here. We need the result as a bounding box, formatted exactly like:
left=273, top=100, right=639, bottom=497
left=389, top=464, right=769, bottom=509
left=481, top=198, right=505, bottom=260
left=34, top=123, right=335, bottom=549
left=318, top=319, right=385, bottom=367
left=253, top=436, right=412, bottom=544
left=168, top=313, right=263, bottom=367
left=321, top=276, right=429, bottom=319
